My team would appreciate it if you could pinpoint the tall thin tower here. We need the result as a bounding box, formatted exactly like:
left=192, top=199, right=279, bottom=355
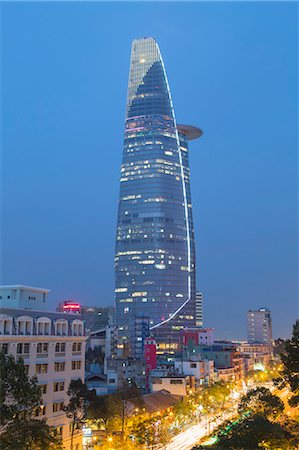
left=115, top=37, right=202, bottom=352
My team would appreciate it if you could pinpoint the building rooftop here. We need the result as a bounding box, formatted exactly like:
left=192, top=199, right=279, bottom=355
left=142, top=389, right=182, bottom=414
left=0, top=285, right=50, bottom=293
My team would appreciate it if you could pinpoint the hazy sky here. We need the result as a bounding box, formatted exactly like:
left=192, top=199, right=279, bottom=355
left=1, top=2, right=297, bottom=339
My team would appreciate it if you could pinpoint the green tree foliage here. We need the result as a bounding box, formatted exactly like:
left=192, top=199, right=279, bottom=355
left=173, top=397, right=196, bottom=423
left=194, top=381, right=233, bottom=415
left=197, top=415, right=299, bottom=450
left=132, top=415, right=171, bottom=450
left=64, top=379, right=93, bottom=450
left=87, top=393, right=120, bottom=431
left=238, top=387, right=284, bottom=420
left=275, top=320, right=299, bottom=407
left=87, top=379, right=143, bottom=438
left=0, top=419, right=63, bottom=450
left=0, top=352, right=41, bottom=428
left=0, top=352, right=61, bottom=449
left=85, top=345, right=105, bottom=369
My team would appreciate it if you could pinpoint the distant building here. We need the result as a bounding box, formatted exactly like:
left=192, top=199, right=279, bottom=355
left=0, top=307, right=86, bottom=450
left=104, top=357, right=146, bottom=390
left=82, top=306, right=115, bottom=334
left=130, top=316, right=150, bottom=359
left=183, top=327, right=214, bottom=350
left=247, top=308, right=273, bottom=348
left=57, top=300, right=82, bottom=315
left=0, top=285, right=49, bottom=311
left=144, top=337, right=157, bottom=391
left=150, top=374, right=195, bottom=396
left=174, top=359, right=214, bottom=385
left=104, top=325, right=120, bottom=360
left=57, top=301, right=115, bottom=334
left=195, top=292, right=203, bottom=327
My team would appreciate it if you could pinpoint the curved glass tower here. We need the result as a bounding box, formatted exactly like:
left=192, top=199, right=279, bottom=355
left=115, top=37, right=201, bottom=353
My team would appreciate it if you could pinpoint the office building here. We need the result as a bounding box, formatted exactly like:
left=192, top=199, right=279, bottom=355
left=247, top=308, right=273, bottom=348
left=115, top=37, right=202, bottom=352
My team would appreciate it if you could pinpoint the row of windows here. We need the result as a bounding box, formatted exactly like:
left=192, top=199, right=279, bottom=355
left=35, top=361, right=82, bottom=374
left=3, top=342, right=83, bottom=355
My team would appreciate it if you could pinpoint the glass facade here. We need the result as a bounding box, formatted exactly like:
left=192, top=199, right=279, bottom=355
left=115, top=38, right=201, bottom=351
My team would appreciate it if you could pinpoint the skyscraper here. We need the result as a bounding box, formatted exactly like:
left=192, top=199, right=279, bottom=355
left=247, top=308, right=273, bottom=348
left=115, top=37, right=201, bottom=352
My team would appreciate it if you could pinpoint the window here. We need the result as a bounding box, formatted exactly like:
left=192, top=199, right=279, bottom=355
left=37, top=343, right=48, bottom=354
left=17, top=343, right=30, bottom=354
left=36, top=364, right=48, bottom=374
left=35, top=405, right=46, bottom=416
left=53, top=402, right=64, bottom=413
left=72, top=342, right=82, bottom=352
left=1, top=343, right=8, bottom=354
left=55, top=342, right=66, bottom=353
left=71, top=360, right=81, bottom=370
left=54, top=362, right=65, bottom=372
left=190, top=363, right=197, bottom=368
left=53, top=426, right=63, bottom=437
left=170, top=379, right=183, bottom=384
left=24, top=365, right=29, bottom=375
left=40, top=384, right=47, bottom=394
left=108, top=378, right=115, bottom=383
left=53, top=381, right=65, bottom=392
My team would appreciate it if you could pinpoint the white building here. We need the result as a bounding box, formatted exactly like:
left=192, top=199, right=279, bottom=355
left=0, top=307, right=86, bottom=450
left=150, top=375, right=194, bottom=397
left=174, top=359, right=214, bottom=385
left=0, top=285, right=50, bottom=311
left=247, top=308, right=273, bottom=348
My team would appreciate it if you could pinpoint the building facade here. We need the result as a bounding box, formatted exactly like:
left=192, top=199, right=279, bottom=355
left=115, top=37, right=201, bottom=352
left=195, top=291, right=203, bottom=327
left=0, top=308, right=86, bottom=450
left=247, top=308, right=273, bottom=348
left=0, top=285, right=50, bottom=311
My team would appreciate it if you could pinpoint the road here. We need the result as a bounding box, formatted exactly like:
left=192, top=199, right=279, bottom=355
left=165, top=411, right=234, bottom=450
left=164, top=386, right=290, bottom=450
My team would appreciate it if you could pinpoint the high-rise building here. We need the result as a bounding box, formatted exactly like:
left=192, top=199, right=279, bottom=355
left=247, top=308, right=273, bottom=348
left=115, top=37, right=201, bottom=352
left=195, top=291, right=203, bottom=327
left=130, top=315, right=150, bottom=359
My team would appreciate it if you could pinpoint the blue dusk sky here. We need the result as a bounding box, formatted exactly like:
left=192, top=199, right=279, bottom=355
left=1, top=2, right=297, bottom=339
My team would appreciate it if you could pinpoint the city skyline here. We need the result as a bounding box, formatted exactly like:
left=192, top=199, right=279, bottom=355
left=2, top=2, right=297, bottom=340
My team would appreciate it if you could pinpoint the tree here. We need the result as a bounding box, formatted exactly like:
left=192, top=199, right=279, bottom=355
left=238, top=387, right=284, bottom=420
left=200, top=415, right=299, bottom=450
left=87, top=393, right=119, bottom=432
left=85, top=345, right=105, bottom=370
left=87, top=379, right=143, bottom=440
left=64, top=379, right=92, bottom=450
left=0, top=352, right=61, bottom=449
left=0, top=352, right=41, bottom=430
left=132, top=415, right=171, bottom=450
left=173, top=397, right=196, bottom=425
left=115, top=379, right=144, bottom=438
left=275, top=320, right=299, bottom=407
left=0, top=419, right=63, bottom=450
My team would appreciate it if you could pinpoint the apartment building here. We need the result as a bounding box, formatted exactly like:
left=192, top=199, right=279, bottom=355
left=0, top=307, right=86, bottom=450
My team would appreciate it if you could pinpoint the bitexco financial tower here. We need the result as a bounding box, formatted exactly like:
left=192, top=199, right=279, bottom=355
left=115, top=37, right=201, bottom=352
